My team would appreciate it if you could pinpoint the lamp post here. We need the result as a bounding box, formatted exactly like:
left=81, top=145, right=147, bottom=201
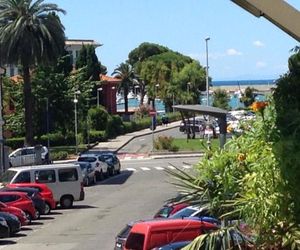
left=97, top=87, right=103, bottom=107
left=74, top=90, right=81, bottom=155
left=205, top=37, right=210, bottom=106
left=0, top=67, right=6, bottom=173
left=111, top=86, right=115, bottom=113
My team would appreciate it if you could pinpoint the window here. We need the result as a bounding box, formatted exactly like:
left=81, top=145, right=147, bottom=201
left=58, top=168, right=78, bottom=182
left=35, top=170, right=56, bottom=183
left=14, top=171, right=31, bottom=183
left=0, top=170, right=17, bottom=183
left=155, top=206, right=172, bottom=218
left=0, top=194, right=18, bottom=203
left=125, top=233, right=144, bottom=250
left=78, top=157, right=96, bottom=163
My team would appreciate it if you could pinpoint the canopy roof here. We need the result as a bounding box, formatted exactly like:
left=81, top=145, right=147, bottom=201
left=173, top=105, right=228, bottom=118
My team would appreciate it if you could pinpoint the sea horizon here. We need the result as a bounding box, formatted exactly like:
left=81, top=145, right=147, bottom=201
left=212, top=79, right=276, bottom=86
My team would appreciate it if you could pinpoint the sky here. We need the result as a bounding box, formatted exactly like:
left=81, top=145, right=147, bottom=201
left=50, top=0, right=300, bottom=81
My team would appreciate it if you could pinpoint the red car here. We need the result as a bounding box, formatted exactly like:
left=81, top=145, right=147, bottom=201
left=0, top=201, right=29, bottom=226
left=0, top=192, right=37, bottom=222
left=154, top=202, right=189, bottom=218
left=7, top=183, right=56, bottom=214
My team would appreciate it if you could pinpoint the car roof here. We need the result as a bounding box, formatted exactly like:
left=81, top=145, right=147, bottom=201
left=0, top=191, right=28, bottom=196
left=130, top=219, right=215, bottom=233
left=8, top=163, right=79, bottom=171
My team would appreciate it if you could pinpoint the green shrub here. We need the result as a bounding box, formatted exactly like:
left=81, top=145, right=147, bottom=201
left=50, top=151, right=68, bottom=160
left=89, top=130, right=107, bottom=143
left=5, top=137, right=25, bottom=149
left=88, top=106, right=109, bottom=130
left=154, top=136, right=174, bottom=151
left=106, top=115, right=124, bottom=138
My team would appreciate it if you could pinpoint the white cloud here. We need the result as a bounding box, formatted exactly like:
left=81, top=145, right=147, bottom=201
left=256, top=61, right=267, bottom=68
left=253, top=40, right=265, bottom=47
left=226, top=48, right=242, bottom=56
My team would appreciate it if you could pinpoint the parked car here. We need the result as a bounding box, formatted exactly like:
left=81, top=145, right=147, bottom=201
left=77, top=154, right=108, bottom=180
left=0, top=201, right=28, bottom=226
left=0, top=212, right=21, bottom=236
left=124, top=219, right=218, bottom=250
left=6, top=183, right=56, bottom=214
left=0, top=164, right=85, bottom=209
left=1, top=187, right=46, bottom=218
left=169, top=205, right=211, bottom=219
left=115, top=221, right=136, bottom=250
left=0, top=217, right=9, bottom=238
left=98, top=152, right=121, bottom=175
left=8, top=146, right=49, bottom=167
left=154, top=202, right=189, bottom=218
left=0, top=192, right=37, bottom=223
left=74, top=162, right=96, bottom=186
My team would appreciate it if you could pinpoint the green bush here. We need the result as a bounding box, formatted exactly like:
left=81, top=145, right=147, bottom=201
left=89, top=130, right=107, bottom=143
left=154, top=136, right=175, bottom=151
left=37, top=132, right=76, bottom=147
left=5, top=137, right=25, bottom=149
left=106, top=115, right=124, bottom=138
left=88, top=106, right=109, bottom=130
left=50, top=151, right=68, bottom=160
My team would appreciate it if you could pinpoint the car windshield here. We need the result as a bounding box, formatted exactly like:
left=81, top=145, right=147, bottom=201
left=78, top=157, right=96, bottom=163
left=117, top=224, right=133, bottom=238
left=170, top=208, right=198, bottom=219
left=155, top=206, right=173, bottom=218
left=0, top=170, right=17, bottom=183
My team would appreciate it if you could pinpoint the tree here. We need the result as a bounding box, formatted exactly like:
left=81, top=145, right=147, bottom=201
left=112, top=63, right=135, bottom=115
left=240, top=87, right=257, bottom=107
left=0, top=0, right=66, bottom=145
left=212, top=88, right=230, bottom=110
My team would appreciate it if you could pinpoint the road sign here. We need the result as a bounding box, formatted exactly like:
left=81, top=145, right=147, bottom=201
left=149, top=110, right=157, bottom=116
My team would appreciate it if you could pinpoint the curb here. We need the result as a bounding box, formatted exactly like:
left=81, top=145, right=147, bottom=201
left=150, top=153, right=204, bottom=159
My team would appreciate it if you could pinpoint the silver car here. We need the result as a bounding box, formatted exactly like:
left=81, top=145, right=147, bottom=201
left=75, top=162, right=96, bottom=186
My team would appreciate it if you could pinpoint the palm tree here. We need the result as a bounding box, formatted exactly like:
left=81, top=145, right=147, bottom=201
left=0, top=0, right=66, bottom=145
left=112, top=63, right=135, bottom=115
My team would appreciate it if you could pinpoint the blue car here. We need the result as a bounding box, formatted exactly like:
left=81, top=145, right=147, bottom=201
left=152, top=241, right=192, bottom=250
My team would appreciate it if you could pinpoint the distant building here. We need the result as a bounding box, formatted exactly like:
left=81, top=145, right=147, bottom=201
left=5, top=39, right=102, bottom=77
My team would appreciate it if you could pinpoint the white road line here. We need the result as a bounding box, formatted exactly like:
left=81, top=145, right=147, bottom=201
left=140, top=167, right=150, bottom=171
left=182, top=165, right=192, bottom=169
left=167, top=165, right=176, bottom=169
left=126, top=168, right=137, bottom=172
left=155, top=167, right=164, bottom=170
left=137, top=156, right=145, bottom=159
left=124, top=157, right=132, bottom=160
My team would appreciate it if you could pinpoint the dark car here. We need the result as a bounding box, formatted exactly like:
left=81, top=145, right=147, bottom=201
left=1, top=187, right=46, bottom=218
left=0, top=212, right=21, bottom=236
left=114, top=221, right=135, bottom=250
left=0, top=217, right=9, bottom=238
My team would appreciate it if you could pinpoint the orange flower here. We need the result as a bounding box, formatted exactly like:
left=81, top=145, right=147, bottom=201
left=251, top=101, right=268, bottom=112
left=237, top=153, right=246, bottom=162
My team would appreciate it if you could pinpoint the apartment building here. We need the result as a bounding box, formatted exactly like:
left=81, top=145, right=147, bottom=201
left=5, top=39, right=102, bottom=77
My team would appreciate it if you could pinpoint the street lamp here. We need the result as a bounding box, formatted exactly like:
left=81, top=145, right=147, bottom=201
left=205, top=37, right=210, bottom=106
left=97, top=87, right=103, bottom=107
left=74, top=90, right=81, bottom=155
left=0, top=66, right=6, bottom=173
left=111, top=86, right=115, bottom=113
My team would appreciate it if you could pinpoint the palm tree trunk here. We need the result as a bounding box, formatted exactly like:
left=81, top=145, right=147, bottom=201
left=124, top=89, right=129, bottom=114
left=23, top=66, right=34, bottom=146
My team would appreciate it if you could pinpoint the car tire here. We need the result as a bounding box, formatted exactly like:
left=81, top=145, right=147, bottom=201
left=93, top=174, right=97, bottom=184
left=108, top=166, right=114, bottom=176
left=25, top=212, right=32, bottom=224
left=35, top=209, right=40, bottom=219
left=44, top=203, right=51, bottom=215
left=60, top=196, right=73, bottom=209
left=85, top=177, right=89, bottom=186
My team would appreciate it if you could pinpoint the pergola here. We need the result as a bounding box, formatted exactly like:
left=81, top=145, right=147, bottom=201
left=173, top=105, right=228, bottom=148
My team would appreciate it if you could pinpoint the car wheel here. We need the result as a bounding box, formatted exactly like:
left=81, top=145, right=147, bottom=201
left=44, top=203, right=51, bottom=215
left=93, top=174, right=97, bottom=184
left=108, top=166, right=114, bottom=176
left=60, top=196, right=73, bottom=209
left=35, top=209, right=40, bottom=219
left=25, top=212, right=32, bottom=224
left=85, top=177, right=89, bottom=186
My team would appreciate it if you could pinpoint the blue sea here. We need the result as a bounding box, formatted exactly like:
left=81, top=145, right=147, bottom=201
left=117, top=79, right=274, bottom=112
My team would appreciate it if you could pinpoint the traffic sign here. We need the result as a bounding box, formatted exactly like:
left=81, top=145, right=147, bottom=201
left=149, top=110, right=157, bottom=116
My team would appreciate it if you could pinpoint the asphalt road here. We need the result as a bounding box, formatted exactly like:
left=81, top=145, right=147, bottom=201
left=0, top=156, right=200, bottom=250
left=119, top=126, right=189, bottom=154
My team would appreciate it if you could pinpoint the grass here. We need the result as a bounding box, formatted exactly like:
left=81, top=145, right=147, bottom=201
left=172, top=138, right=220, bottom=151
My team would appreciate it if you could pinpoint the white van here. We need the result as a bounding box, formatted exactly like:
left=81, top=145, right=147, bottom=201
left=0, top=164, right=84, bottom=208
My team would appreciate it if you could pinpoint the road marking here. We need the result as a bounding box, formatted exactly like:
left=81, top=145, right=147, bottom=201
left=155, top=167, right=164, bottom=170
left=141, top=167, right=150, bottom=171
left=182, top=164, right=192, bottom=169
left=167, top=165, right=175, bottom=169
left=126, top=168, right=137, bottom=172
